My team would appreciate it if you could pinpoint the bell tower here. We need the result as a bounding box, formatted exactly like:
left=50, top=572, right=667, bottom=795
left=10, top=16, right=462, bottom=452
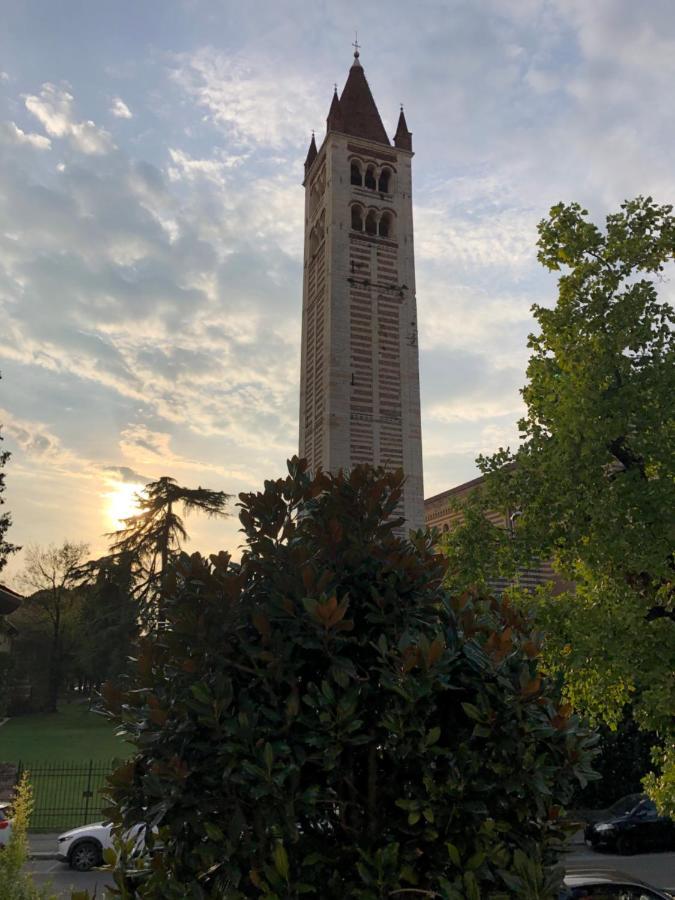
left=299, top=49, right=424, bottom=531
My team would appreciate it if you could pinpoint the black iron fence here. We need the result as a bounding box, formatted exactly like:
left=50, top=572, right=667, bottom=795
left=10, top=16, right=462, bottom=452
left=17, top=759, right=115, bottom=832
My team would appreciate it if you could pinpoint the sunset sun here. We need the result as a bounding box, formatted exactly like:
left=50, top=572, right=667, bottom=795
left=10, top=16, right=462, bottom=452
left=106, top=481, right=143, bottom=528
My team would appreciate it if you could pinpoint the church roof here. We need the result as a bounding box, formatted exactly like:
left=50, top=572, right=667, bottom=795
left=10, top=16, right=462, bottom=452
left=329, top=51, right=390, bottom=146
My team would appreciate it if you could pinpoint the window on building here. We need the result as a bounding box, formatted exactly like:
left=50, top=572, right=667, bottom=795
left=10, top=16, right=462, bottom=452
left=379, top=212, right=393, bottom=238
left=350, top=162, right=362, bottom=186
left=378, top=167, right=391, bottom=192
left=364, top=165, right=376, bottom=190
left=351, top=205, right=363, bottom=231
left=365, top=210, right=377, bottom=235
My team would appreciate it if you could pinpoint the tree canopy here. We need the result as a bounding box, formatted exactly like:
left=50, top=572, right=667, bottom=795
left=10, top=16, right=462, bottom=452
left=18, top=541, right=89, bottom=712
left=103, top=476, right=231, bottom=626
left=444, top=196, right=675, bottom=810
left=103, top=460, right=595, bottom=899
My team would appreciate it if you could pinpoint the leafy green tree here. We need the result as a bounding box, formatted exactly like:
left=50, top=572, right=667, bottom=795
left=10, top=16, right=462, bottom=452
left=18, top=542, right=89, bottom=712
left=446, top=197, right=674, bottom=810
left=103, top=460, right=596, bottom=899
left=75, top=553, right=138, bottom=694
left=479, top=196, right=674, bottom=608
left=106, top=477, right=230, bottom=624
left=0, top=374, right=20, bottom=573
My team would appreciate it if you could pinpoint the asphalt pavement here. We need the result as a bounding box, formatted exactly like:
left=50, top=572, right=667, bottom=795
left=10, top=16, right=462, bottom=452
left=23, top=832, right=675, bottom=899
left=25, top=858, right=115, bottom=897
left=565, top=842, right=675, bottom=895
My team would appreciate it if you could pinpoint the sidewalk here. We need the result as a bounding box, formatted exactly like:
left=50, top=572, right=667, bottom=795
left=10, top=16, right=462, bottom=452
left=28, top=832, right=59, bottom=859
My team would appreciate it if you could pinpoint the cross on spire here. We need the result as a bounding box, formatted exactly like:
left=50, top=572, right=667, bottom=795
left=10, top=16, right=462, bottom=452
left=352, top=32, right=360, bottom=58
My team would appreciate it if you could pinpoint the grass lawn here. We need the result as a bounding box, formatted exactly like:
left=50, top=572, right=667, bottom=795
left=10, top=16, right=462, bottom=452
left=0, top=701, right=131, bottom=764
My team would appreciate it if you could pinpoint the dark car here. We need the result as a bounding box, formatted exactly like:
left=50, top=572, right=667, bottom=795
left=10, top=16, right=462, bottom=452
left=585, top=798, right=675, bottom=855
left=576, top=794, right=647, bottom=826
left=562, top=864, right=674, bottom=898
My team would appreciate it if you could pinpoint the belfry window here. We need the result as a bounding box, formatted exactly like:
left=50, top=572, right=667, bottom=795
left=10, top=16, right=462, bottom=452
left=378, top=168, right=391, bottom=192
left=379, top=212, right=393, bottom=239
left=364, top=165, right=376, bottom=190
left=365, top=210, right=377, bottom=235
left=350, top=162, right=362, bottom=186
left=351, top=205, right=363, bottom=231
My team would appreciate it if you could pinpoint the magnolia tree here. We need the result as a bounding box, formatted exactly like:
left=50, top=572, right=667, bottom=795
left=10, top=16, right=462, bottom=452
left=103, top=460, right=596, bottom=899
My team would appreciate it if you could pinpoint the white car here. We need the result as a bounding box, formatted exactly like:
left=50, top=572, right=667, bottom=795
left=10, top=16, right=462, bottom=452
left=0, top=803, right=12, bottom=848
left=56, top=821, right=145, bottom=871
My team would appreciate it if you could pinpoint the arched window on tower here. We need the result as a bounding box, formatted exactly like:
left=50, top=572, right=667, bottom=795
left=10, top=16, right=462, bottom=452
left=378, top=167, right=391, bottom=193
left=350, top=161, right=362, bottom=186
left=365, top=210, right=377, bottom=236
left=351, top=205, right=364, bottom=231
left=364, top=165, right=376, bottom=190
left=379, top=212, right=393, bottom=239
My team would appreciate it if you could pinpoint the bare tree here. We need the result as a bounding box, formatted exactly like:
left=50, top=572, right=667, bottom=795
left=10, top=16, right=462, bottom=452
left=19, top=542, right=89, bottom=712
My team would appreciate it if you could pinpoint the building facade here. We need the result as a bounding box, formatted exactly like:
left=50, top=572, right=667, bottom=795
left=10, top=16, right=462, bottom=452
left=425, top=477, right=572, bottom=595
left=299, top=50, right=424, bottom=530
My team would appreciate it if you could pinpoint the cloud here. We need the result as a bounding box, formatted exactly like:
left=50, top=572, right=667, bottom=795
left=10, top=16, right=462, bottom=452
left=0, top=121, right=51, bottom=150
left=0, top=409, right=94, bottom=479
left=102, top=465, right=150, bottom=484
left=24, top=83, right=114, bottom=155
left=110, top=97, right=132, bottom=119
left=167, top=147, right=247, bottom=184
left=171, top=47, right=321, bottom=148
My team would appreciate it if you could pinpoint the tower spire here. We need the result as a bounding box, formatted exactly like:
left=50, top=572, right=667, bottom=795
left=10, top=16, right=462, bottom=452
left=394, top=105, right=412, bottom=151
left=326, top=86, right=343, bottom=133
left=333, top=45, right=390, bottom=145
left=304, top=131, right=317, bottom=175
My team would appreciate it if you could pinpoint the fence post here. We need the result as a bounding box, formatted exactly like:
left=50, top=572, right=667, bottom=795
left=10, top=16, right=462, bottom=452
left=82, top=759, right=94, bottom=823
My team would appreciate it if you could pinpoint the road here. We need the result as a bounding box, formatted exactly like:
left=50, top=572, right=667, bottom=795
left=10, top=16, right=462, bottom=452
left=26, top=848, right=675, bottom=898
left=26, top=858, right=114, bottom=895
left=565, top=843, right=675, bottom=894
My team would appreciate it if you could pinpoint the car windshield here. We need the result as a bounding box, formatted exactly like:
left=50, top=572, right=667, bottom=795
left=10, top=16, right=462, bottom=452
left=609, top=794, right=644, bottom=816
left=630, top=799, right=657, bottom=818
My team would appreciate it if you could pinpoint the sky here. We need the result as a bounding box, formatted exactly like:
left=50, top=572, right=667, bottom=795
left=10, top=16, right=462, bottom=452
left=1, top=0, right=674, bottom=582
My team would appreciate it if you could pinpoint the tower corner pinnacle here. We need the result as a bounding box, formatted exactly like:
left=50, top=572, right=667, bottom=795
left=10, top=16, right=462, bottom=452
left=394, top=106, right=412, bottom=151
left=304, top=131, right=318, bottom=175
left=326, top=88, right=343, bottom=133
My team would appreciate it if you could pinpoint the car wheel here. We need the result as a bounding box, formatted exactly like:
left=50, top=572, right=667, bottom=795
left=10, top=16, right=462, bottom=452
left=615, top=834, right=634, bottom=856
left=69, top=840, right=102, bottom=871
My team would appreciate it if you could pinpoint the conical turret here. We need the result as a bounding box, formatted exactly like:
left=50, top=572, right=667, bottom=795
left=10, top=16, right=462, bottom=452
left=394, top=107, right=412, bottom=151
left=326, top=88, right=343, bottom=133
left=304, top=132, right=317, bottom=175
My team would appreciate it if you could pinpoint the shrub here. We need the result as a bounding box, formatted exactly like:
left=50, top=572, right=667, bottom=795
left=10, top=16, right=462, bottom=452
left=104, top=460, right=596, bottom=898
left=0, top=772, right=56, bottom=900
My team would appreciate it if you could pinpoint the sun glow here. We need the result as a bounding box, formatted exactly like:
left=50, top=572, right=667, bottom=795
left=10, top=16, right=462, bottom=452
left=106, top=481, right=143, bottom=528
